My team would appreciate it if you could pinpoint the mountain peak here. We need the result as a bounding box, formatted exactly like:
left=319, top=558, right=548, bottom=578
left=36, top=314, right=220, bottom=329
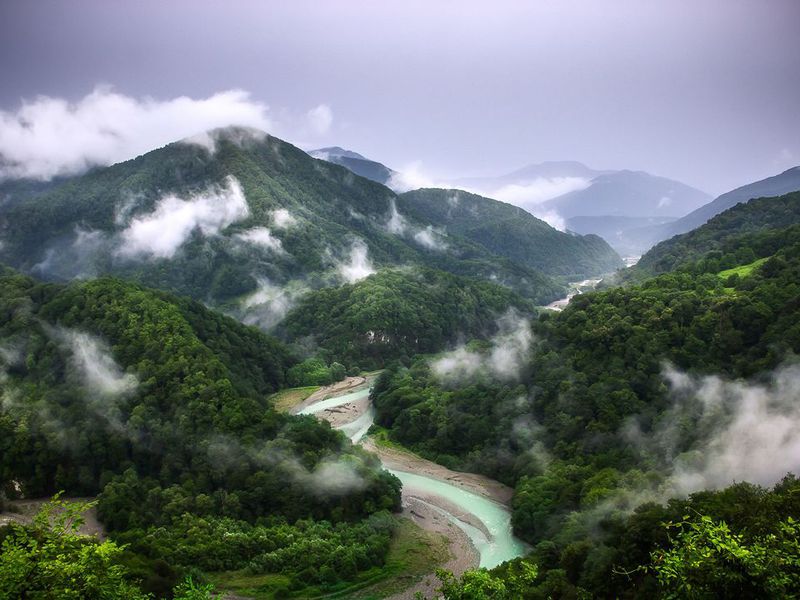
left=309, top=147, right=369, bottom=161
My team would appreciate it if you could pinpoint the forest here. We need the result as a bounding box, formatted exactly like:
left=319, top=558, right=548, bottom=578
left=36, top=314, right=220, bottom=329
left=0, top=269, right=400, bottom=596
left=372, top=192, right=800, bottom=597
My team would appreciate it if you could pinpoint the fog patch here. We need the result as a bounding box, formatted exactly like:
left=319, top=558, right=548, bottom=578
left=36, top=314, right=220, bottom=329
left=337, top=240, right=375, bottom=283
left=241, top=277, right=307, bottom=330
left=271, top=208, right=298, bottom=229
left=117, top=176, right=248, bottom=259
left=234, top=227, right=283, bottom=252
left=182, top=126, right=267, bottom=154
left=33, top=226, right=109, bottom=280
left=432, top=311, right=532, bottom=384
left=384, top=199, right=447, bottom=250
left=660, top=364, right=800, bottom=494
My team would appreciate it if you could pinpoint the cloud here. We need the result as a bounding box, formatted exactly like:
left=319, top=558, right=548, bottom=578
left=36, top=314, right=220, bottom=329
left=386, top=161, right=443, bottom=193
left=271, top=208, right=297, bottom=229
left=240, top=277, right=306, bottom=330
left=117, top=175, right=249, bottom=259
left=61, top=329, right=138, bottom=399
left=306, top=104, right=333, bottom=136
left=0, top=87, right=271, bottom=180
left=384, top=199, right=447, bottom=250
left=432, top=310, right=532, bottom=384
left=661, top=364, right=800, bottom=495
left=234, top=227, right=283, bottom=252
left=337, top=240, right=375, bottom=283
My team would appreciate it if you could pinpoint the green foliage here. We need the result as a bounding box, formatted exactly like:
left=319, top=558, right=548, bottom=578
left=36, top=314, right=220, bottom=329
left=283, top=268, right=534, bottom=369
left=0, top=268, right=402, bottom=595
left=399, top=188, right=623, bottom=278
left=286, top=357, right=346, bottom=386
left=651, top=514, right=800, bottom=599
left=0, top=495, right=149, bottom=599
left=429, top=561, right=538, bottom=600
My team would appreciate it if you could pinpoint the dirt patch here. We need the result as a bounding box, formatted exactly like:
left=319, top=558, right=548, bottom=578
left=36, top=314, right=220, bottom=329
left=0, top=497, right=105, bottom=539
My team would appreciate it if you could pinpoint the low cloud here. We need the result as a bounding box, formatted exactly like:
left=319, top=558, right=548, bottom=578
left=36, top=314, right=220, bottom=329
left=432, top=311, right=532, bottom=384
left=386, top=161, right=445, bottom=193
left=0, top=87, right=271, bottom=180
left=337, top=240, right=375, bottom=283
left=234, top=227, right=283, bottom=252
left=384, top=199, right=447, bottom=250
left=661, top=364, right=800, bottom=495
left=241, top=277, right=306, bottom=330
left=271, top=208, right=298, bottom=229
left=60, top=328, right=138, bottom=399
left=117, top=175, right=249, bottom=259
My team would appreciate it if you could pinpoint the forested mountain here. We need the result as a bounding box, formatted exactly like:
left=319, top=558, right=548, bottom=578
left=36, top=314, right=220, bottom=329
left=280, top=267, right=534, bottom=369
left=398, top=188, right=623, bottom=278
left=372, top=190, right=800, bottom=596
left=309, top=146, right=397, bottom=186
left=0, top=268, right=401, bottom=595
left=625, top=190, right=800, bottom=279
left=0, top=127, right=622, bottom=318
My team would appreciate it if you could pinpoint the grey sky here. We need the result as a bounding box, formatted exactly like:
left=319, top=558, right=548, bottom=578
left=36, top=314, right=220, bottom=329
left=1, top=0, right=798, bottom=195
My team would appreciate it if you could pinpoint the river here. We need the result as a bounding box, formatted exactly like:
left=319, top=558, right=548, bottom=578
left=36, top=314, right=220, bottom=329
left=295, top=381, right=528, bottom=571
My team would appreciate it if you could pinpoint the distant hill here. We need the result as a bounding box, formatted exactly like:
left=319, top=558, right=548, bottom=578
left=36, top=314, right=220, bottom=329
left=453, top=160, right=605, bottom=191
left=651, top=166, right=800, bottom=240
left=398, top=188, right=623, bottom=279
left=309, top=146, right=397, bottom=186
left=541, top=170, right=710, bottom=219
left=623, top=190, right=800, bottom=280
left=565, top=215, right=677, bottom=257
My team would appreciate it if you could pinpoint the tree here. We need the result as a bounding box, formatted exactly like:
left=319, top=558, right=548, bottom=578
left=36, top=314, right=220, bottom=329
left=650, top=515, right=800, bottom=599
left=0, top=495, right=149, bottom=599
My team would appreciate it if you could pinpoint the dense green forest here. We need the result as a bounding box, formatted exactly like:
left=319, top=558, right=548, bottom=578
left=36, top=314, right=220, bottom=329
left=280, top=268, right=535, bottom=370
left=373, top=192, right=800, bottom=597
left=398, top=188, right=623, bottom=278
left=0, top=268, right=401, bottom=595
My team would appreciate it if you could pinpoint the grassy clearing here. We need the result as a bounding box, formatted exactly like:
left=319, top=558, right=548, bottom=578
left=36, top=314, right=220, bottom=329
left=718, top=256, right=769, bottom=280
left=269, top=386, right=320, bottom=413
left=207, top=517, right=449, bottom=599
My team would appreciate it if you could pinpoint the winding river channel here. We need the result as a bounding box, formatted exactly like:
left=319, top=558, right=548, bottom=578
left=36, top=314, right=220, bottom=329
left=295, top=383, right=528, bottom=571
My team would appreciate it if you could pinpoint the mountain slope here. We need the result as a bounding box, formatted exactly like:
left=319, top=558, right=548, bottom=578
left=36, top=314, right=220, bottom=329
left=541, top=170, right=711, bottom=219
left=660, top=166, right=800, bottom=237
left=397, top=188, right=623, bottom=278
left=624, top=190, right=800, bottom=279
left=309, top=146, right=397, bottom=186
left=0, top=127, right=573, bottom=316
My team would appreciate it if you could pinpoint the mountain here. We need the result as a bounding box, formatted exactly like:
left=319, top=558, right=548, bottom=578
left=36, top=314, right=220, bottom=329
left=655, top=166, right=800, bottom=239
left=0, top=126, right=586, bottom=315
left=309, top=146, right=397, bottom=186
left=452, top=160, right=605, bottom=191
left=541, top=170, right=711, bottom=219
left=397, top=188, right=623, bottom=278
left=623, top=190, right=800, bottom=279
left=564, top=215, right=677, bottom=257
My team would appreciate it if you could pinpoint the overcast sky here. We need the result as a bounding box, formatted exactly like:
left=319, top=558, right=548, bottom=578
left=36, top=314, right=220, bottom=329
left=1, top=0, right=798, bottom=195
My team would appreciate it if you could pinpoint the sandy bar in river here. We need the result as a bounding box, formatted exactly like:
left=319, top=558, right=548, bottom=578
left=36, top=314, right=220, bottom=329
left=291, top=375, right=370, bottom=413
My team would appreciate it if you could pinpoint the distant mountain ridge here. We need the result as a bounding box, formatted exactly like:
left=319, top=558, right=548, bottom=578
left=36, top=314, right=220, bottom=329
left=309, top=146, right=397, bottom=186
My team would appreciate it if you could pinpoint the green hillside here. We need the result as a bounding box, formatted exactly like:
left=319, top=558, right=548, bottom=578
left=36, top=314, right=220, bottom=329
left=0, top=268, right=400, bottom=595
left=398, top=188, right=623, bottom=279
left=0, top=128, right=569, bottom=310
